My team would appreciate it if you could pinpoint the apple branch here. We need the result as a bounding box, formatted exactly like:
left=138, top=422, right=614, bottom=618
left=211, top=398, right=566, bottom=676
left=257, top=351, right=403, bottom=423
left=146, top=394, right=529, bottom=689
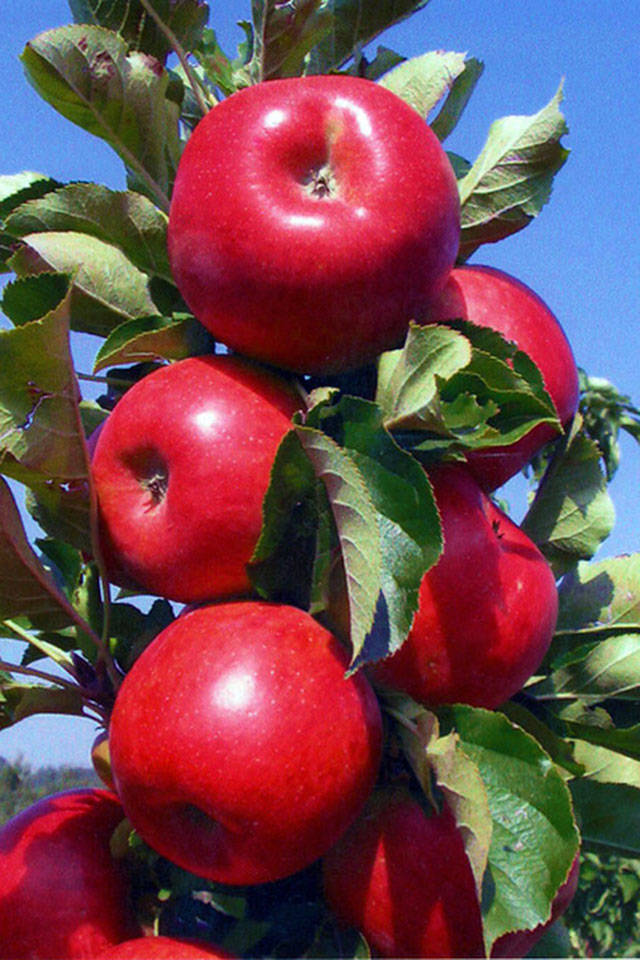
left=0, top=658, right=83, bottom=693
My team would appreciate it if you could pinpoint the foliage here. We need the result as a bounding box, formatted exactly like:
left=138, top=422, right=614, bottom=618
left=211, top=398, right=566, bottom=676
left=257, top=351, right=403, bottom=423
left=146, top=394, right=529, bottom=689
left=0, top=755, right=99, bottom=822
left=0, top=1, right=639, bottom=957
left=566, top=851, right=640, bottom=958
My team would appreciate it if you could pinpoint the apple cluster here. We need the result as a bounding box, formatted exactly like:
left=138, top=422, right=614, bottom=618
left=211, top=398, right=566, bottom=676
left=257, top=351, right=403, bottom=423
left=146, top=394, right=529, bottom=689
left=0, top=74, right=581, bottom=959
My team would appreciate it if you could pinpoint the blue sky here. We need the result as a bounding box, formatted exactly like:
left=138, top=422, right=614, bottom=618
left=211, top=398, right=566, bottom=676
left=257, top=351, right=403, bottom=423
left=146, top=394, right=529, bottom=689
left=1, top=0, right=639, bottom=766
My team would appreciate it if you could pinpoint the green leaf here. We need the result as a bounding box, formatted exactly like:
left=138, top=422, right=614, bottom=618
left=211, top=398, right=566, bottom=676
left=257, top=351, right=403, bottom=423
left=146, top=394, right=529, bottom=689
left=249, top=429, right=324, bottom=610
left=304, top=395, right=442, bottom=668
left=0, top=478, right=82, bottom=630
left=0, top=679, right=85, bottom=731
left=250, top=0, right=332, bottom=81
left=1, top=273, right=72, bottom=326
left=457, top=84, right=569, bottom=261
left=305, top=0, right=432, bottom=74
left=69, top=0, right=209, bottom=62
left=377, top=50, right=468, bottom=118
left=0, top=310, right=92, bottom=551
left=559, top=704, right=640, bottom=763
left=529, top=634, right=640, bottom=705
left=21, top=26, right=181, bottom=207
left=570, top=739, right=640, bottom=787
left=376, top=323, right=472, bottom=429
left=440, top=705, right=579, bottom=955
left=93, top=314, right=215, bottom=371
left=193, top=28, right=244, bottom=97
left=10, top=231, right=158, bottom=337
left=6, top=183, right=172, bottom=282
left=522, top=422, right=615, bottom=576
left=570, top=779, right=640, bottom=857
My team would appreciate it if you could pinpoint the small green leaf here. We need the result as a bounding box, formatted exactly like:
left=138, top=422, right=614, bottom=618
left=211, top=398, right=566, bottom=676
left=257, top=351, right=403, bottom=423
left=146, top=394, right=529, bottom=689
left=6, top=183, right=172, bottom=282
left=458, top=84, right=569, bottom=260
left=93, top=314, right=215, bottom=371
left=522, top=421, right=615, bottom=575
left=10, top=231, right=158, bottom=337
left=430, top=57, right=484, bottom=142
left=1, top=273, right=72, bottom=327
left=0, top=172, right=62, bottom=221
left=440, top=704, right=579, bottom=955
left=529, top=634, right=640, bottom=704
left=377, top=50, right=468, bottom=118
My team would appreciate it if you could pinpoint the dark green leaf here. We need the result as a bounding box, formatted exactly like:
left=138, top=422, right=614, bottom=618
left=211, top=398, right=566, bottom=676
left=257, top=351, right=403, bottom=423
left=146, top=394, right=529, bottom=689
left=1, top=273, right=72, bottom=327
left=0, top=679, right=84, bottom=731
left=250, top=0, right=332, bottom=81
left=570, top=779, right=640, bottom=857
left=0, top=172, right=62, bottom=221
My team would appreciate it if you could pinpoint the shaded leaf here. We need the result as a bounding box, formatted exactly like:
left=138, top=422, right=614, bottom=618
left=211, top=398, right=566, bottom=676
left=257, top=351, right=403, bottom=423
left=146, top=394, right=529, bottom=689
left=0, top=478, right=81, bottom=630
left=7, top=183, right=172, bottom=281
left=251, top=0, right=332, bottom=81
left=458, top=84, right=569, bottom=260
left=570, top=779, right=640, bottom=857
left=10, top=231, right=158, bottom=337
left=529, top=634, right=640, bottom=705
left=522, top=421, right=615, bottom=575
left=1, top=273, right=72, bottom=327
left=557, top=554, right=640, bottom=637
left=430, top=57, right=484, bottom=142
left=0, top=172, right=62, bottom=221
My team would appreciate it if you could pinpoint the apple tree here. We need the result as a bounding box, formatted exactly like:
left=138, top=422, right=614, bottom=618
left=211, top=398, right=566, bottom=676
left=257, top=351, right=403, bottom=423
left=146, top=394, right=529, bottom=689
left=1, top=1, right=640, bottom=957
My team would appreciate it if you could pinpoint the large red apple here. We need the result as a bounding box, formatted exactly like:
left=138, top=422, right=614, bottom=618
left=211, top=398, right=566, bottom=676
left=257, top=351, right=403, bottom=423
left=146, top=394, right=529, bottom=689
left=322, top=786, right=485, bottom=958
left=423, top=265, right=580, bottom=490
left=491, top=853, right=580, bottom=958
left=0, top=789, right=138, bottom=959
left=168, top=75, right=460, bottom=375
left=91, top=355, right=301, bottom=603
left=96, top=935, right=234, bottom=958
left=370, top=464, right=558, bottom=708
left=109, top=601, right=383, bottom=885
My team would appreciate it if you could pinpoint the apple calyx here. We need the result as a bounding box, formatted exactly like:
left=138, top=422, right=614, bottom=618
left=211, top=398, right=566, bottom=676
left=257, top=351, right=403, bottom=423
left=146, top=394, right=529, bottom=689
left=303, top=163, right=338, bottom=199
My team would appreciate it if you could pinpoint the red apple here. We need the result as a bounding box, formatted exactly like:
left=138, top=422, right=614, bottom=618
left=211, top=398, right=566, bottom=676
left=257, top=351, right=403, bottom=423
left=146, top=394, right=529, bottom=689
left=91, top=355, right=301, bottom=603
left=370, top=465, right=558, bottom=708
left=322, top=786, right=485, bottom=958
left=96, top=935, right=234, bottom=959
left=0, top=789, right=139, bottom=959
left=491, top=853, right=580, bottom=958
left=168, top=75, right=460, bottom=375
left=109, top=601, right=383, bottom=885
left=423, top=265, right=580, bottom=490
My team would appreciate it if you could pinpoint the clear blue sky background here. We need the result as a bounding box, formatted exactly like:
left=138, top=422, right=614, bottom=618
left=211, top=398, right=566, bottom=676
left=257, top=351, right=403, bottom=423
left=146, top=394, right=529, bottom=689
left=1, top=0, right=639, bottom=766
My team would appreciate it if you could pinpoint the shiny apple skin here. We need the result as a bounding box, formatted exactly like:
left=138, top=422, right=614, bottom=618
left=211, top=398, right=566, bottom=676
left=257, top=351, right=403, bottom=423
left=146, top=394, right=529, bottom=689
left=0, top=789, right=138, bottom=959
left=491, top=852, right=579, bottom=958
left=91, top=355, right=301, bottom=604
left=424, top=265, right=580, bottom=490
left=322, top=787, right=485, bottom=959
left=370, top=465, right=558, bottom=708
left=168, top=75, right=460, bottom=375
left=109, top=601, right=383, bottom=886
left=95, top=935, right=234, bottom=959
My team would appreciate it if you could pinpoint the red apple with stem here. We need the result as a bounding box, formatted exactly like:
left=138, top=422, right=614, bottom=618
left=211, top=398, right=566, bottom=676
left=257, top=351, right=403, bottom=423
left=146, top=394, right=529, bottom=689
left=322, top=786, right=485, bottom=958
left=423, top=264, right=580, bottom=491
left=91, top=355, right=301, bottom=604
left=0, top=789, right=139, bottom=959
left=96, top=935, right=235, bottom=959
left=370, top=464, right=558, bottom=708
left=168, top=75, right=460, bottom=375
left=108, top=601, right=383, bottom=885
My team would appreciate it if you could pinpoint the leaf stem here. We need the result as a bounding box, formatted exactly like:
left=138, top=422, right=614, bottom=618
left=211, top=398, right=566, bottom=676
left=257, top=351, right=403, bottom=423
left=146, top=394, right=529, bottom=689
left=0, top=657, right=82, bottom=692
left=137, top=0, right=212, bottom=117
